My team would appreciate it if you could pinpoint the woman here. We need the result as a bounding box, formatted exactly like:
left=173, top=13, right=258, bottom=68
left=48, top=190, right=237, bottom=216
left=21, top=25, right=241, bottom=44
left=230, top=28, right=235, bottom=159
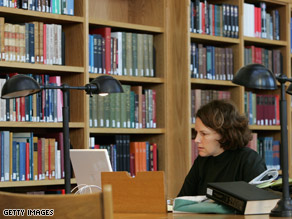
left=178, top=99, right=267, bottom=196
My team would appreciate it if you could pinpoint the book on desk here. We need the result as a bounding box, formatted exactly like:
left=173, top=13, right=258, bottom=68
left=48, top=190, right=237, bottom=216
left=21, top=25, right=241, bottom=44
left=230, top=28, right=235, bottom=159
left=206, top=181, right=281, bottom=215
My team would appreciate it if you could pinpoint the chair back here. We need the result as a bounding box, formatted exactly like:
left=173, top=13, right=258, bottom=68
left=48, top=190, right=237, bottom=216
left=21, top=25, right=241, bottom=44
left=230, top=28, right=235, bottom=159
left=0, top=184, right=113, bottom=219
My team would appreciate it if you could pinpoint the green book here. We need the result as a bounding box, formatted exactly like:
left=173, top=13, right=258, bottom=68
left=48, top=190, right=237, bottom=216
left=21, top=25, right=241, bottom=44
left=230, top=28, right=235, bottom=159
left=92, top=95, right=98, bottom=127
left=130, top=91, right=135, bottom=128
left=137, top=34, right=144, bottom=77
left=132, top=33, right=138, bottom=76
left=124, top=85, right=131, bottom=128
left=109, top=93, right=116, bottom=128
left=125, top=32, right=132, bottom=76
left=115, top=92, right=121, bottom=128
left=122, top=32, right=126, bottom=76
left=148, top=34, right=154, bottom=77
left=103, top=94, right=110, bottom=128
left=97, top=95, right=104, bottom=127
left=120, top=85, right=130, bottom=128
left=143, top=34, right=149, bottom=76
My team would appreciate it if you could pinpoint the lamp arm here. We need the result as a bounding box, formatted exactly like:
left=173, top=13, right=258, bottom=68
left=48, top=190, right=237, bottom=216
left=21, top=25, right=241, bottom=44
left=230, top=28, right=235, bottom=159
left=40, top=84, right=88, bottom=91
left=276, top=74, right=292, bottom=84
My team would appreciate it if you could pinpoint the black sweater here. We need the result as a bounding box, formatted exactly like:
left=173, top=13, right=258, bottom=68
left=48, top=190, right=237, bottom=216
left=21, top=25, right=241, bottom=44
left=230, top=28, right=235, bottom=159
left=177, top=147, right=267, bottom=196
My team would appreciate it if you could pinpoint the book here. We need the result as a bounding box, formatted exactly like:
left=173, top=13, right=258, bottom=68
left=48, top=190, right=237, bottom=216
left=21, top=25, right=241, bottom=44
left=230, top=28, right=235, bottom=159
left=206, top=181, right=280, bottom=214
left=90, top=27, right=111, bottom=74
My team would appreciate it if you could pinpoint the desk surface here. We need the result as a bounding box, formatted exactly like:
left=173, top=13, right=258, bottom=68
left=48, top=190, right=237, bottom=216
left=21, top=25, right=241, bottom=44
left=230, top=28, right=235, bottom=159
left=114, top=213, right=286, bottom=219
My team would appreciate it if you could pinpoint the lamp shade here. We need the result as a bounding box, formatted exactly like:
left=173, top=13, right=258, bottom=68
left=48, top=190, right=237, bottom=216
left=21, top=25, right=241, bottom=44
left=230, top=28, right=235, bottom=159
left=232, top=64, right=277, bottom=90
left=1, top=74, right=41, bottom=99
left=89, top=75, right=124, bottom=94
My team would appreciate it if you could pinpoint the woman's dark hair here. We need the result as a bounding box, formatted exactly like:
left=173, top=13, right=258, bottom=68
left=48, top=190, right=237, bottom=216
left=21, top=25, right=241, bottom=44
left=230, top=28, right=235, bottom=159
left=196, top=99, right=252, bottom=150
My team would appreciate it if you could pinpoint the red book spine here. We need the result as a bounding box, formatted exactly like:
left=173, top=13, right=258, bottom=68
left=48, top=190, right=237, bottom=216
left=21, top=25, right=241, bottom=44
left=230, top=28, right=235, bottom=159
left=257, top=7, right=261, bottom=38
left=254, top=6, right=257, bottom=37
left=130, top=153, right=135, bottom=176
left=37, top=139, right=42, bottom=180
left=20, top=97, right=25, bottom=121
left=275, top=94, right=280, bottom=125
left=201, top=2, right=205, bottom=34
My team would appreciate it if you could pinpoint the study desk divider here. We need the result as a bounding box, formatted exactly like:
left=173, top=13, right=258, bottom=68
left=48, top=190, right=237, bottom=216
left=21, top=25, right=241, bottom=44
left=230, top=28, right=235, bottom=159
left=101, top=171, right=167, bottom=213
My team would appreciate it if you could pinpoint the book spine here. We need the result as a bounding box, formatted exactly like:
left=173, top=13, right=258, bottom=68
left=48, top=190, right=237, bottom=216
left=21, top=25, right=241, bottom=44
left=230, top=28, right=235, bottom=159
left=206, top=187, right=245, bottom=213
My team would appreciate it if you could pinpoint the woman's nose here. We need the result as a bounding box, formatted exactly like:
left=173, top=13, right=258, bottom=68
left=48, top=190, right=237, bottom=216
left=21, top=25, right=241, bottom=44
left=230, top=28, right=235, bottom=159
left=195, top=134, right=201, bottom=143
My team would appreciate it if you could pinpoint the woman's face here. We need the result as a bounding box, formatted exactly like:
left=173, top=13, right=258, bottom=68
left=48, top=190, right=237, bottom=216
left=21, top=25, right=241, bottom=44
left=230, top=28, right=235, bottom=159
left=194, top=118, right=224, bottom=157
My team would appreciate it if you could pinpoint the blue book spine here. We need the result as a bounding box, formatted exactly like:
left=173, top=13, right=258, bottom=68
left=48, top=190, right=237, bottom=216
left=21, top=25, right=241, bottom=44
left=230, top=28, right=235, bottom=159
left=30, top=133, right=33, bottom=180
left=291, top=18, right=292, bottom=53
left=45, top=75, right=50, bottom=122
left=68, top=0, right=74, bottom=15
left=29, top=23, right=35, bottom=63
left=93, top=34, right=98, bottom=73
left=146, top=141, right=149, bottom=171
left=25, top=23, right=30, bottom=63
left=1, top=131, right=4, bottom=181
left=12, top=141, right=17, bottom=181
left=19, top=142, right=26, bottom=181
left=211, top=46, right=215, bottom=80
left=90, top=35, right=94, bottom=73
left=3, top=131, right=10, bottom=181
left=89, top=34, right=92, bottom=73
left=113, top=144, right=116, bottom=171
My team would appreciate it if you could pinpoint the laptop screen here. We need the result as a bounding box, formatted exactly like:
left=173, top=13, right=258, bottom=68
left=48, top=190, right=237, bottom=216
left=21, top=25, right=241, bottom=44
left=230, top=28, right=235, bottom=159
left=70, top=149, right=112, bottom=192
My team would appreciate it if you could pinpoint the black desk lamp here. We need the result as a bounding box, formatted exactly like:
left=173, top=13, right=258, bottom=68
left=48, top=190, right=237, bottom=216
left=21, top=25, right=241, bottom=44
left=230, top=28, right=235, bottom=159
left=233, top=63, right=292, bottom=217
left=1, top=74, right=124, bottom=194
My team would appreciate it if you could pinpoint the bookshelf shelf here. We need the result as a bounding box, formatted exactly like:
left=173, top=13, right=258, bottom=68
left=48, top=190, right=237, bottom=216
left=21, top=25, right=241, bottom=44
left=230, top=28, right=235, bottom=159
left=249, top=125, right=281, bottom=131
left=0, top=122, right=85, bottom=128
left=0, top=62, right=84, bottom=74
left=89, top=74, right=164, bottom=84
left=0, top=179, right=77, bottom=188
left=0, top=7, right=84, bottom=23
left=190, top=33, right=240, bottom=44
left=190, top=79, right=238, bottom=87
left=89, top=128, right=165, bottom=134
left=89, top=18, right=164, bottom=33
left=244, top=37, right=287, bottom=46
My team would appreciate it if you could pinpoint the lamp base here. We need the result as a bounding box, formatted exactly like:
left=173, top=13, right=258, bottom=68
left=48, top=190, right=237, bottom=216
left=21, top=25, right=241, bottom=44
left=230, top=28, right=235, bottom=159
left=270, top=198, right=292, bottom=217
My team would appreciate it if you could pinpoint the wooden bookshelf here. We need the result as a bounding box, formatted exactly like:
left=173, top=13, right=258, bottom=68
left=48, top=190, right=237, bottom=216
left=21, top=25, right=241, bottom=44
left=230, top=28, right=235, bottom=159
left=1, top=0, right=292, bottom=200
left=182, top=0, right=292, bottom=200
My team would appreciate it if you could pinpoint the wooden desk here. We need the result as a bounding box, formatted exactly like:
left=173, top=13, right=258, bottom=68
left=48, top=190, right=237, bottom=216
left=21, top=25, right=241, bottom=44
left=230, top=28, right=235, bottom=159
left=114, top=213, right=285, bottom=219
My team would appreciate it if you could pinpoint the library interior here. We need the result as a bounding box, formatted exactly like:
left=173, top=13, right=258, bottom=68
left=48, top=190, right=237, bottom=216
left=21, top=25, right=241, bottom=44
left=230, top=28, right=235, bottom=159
left=1, top=0, right=292, bottom=218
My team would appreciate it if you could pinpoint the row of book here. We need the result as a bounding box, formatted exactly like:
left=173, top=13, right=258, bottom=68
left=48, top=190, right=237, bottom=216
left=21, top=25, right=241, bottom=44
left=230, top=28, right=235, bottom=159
left=244, top=46, right=282, bottom=76
left=190, top=1, right=239, bottom=38
left=0, top=0, right=74, bottom=15
left=89, top=135, right=158, bottom=177
left=244, top=92, right=280, bottom=126
left=243, top=2, right=280, bottom=40
left=190, top=43, right=233, bottom=81
left=89, top=27, right=155, bottom=77
left=0, top=74, right=63, bottom=123
left=248, top=133, right=280, bottom=170
left=0, top=131, right=64, bottom=182
left=0, top=18, right=64, bottom=65
left=191, top=89, right=231, bottom=124
left=89, top=85, right=156, bottom=129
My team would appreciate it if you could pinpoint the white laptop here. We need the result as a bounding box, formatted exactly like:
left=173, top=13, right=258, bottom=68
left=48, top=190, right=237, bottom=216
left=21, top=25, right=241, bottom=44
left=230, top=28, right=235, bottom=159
left=70, top=149, right=112, bottom=192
